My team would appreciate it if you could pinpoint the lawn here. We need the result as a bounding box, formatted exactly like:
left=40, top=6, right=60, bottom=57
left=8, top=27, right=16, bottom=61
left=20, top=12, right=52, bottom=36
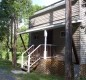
left=0, top=59, right=86, bottom=80
left=0, top=59, right=64, bottom=80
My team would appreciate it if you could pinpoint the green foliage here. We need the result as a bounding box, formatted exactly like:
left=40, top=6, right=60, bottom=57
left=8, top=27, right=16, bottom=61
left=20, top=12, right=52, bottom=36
left=0, top=0, right=43, bottom=61
left=17, top=26, right=29, bottom=52
left=0, top=0, right=32, bottom=41
left=0, top=0, right=12, bottom=41
left=80, top=77, right=86, bottom=80
left=13, top=0, right=32, bottom=18
left=0, top=0, right=43, bottom=41
left=29, top=4, right=43, bottom=16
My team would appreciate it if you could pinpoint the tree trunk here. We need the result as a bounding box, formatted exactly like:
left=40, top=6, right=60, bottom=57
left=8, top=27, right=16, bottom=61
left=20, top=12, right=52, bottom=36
left=6, top=25, right=10, bottom=60
left=10, top=18, right=14, bottom=65
left=65, top=0, right=74, bottom=80
left=13, top=18, right=17, bottom=67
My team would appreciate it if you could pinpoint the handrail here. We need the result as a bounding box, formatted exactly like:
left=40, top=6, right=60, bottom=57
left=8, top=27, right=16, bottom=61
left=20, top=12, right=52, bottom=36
left=30, top=57, right=41, bottom=68
left=22, top=45, right=34, bottom=55
left=27, top=44, right=42, bottom=72
left=22, top=44, right=58, bottom=72
left=21, top=45, right=34, bottom=68
left=28, top=44, right=57, bottom=57
left=28, top=44, right=42, bottom=56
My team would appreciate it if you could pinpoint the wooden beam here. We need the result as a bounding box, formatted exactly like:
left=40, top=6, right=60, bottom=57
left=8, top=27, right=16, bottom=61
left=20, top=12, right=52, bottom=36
left=65, top=0, right=74, bottom=80
left=72, top=38, right=79, bottom=64
left=20, top=34, right=27, bottom=51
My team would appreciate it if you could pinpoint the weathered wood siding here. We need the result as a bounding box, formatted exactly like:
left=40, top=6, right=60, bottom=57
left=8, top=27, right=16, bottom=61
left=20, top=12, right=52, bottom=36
left=30, top=31, right=44, bottom=46
left=79, top=0, right=86, bottom=77
left=53, top=24, right=80, bottom=59
left=73, top=24, right=80, bottom=61
left=30, top=0, right=80, bottom=28
left=30, top=24, right=80, bottom=61
left=80, top=0, right=86, bottom=64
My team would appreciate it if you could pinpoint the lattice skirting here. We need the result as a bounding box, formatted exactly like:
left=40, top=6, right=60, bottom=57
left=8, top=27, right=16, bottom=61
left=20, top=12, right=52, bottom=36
left=35, top=58, right=65, bottom=76
left=80, top=64, right=86, bottom=78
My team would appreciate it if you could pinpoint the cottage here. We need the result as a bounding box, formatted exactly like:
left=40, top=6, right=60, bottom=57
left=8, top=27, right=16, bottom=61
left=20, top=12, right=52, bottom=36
left=18, top=0, right=86, bottom=77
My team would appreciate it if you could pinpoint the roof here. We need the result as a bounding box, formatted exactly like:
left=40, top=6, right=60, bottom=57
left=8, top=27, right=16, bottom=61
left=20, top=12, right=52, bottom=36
left=17, top=20, right=82, bottom=35
left=30, top=0, right=65, bottom=19
left=30, top=0, right=76, bottom=19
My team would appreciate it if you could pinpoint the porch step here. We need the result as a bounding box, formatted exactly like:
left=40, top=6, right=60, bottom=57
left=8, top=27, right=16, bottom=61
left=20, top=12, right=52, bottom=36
left=21, top=67, right=27, bottom=72
left=21, top=44, right=42, bottom=72
left=21, top=61, right=39, bottom=72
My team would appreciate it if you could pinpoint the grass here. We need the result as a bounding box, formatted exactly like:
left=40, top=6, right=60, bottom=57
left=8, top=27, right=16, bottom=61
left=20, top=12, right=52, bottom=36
left=0, top=59, right=64, bottom=80
left=0, top=59, right=86, bottom=80
left=14, top=73, right=63, bottom=80
left=80, top=77, right=86, bottom=80
left=0, top=59, right=13, bottom=70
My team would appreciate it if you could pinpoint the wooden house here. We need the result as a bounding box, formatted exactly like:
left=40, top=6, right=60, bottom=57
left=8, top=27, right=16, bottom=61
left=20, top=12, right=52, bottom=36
left=18, top=0, right=86, bottom=77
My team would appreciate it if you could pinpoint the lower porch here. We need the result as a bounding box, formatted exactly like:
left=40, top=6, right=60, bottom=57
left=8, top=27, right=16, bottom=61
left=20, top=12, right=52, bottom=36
left=19, top=23, right=81, bottom=77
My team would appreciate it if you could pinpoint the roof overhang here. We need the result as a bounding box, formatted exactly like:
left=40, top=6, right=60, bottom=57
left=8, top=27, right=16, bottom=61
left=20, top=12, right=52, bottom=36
left=17, top=20, right=82, bottom=35
left=30, top=0, right=76, bottom=19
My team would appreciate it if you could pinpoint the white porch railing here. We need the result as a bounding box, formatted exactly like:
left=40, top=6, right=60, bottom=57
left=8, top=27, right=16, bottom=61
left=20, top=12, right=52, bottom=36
left=27, top=44, right=42, bottom=72
left=21, top=45, right=34, bottom=68
left=21, top=44, right=57, bottom=72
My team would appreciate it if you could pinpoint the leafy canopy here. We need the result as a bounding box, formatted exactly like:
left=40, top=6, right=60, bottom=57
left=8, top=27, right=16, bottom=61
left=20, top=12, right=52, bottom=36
left=0, top=0, right=43, bottom=41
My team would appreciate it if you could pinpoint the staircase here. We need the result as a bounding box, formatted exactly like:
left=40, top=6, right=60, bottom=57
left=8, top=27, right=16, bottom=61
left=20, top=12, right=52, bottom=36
left=21, top=44, right=42, bottom=72
left=21, top=44, right=57, bottom=72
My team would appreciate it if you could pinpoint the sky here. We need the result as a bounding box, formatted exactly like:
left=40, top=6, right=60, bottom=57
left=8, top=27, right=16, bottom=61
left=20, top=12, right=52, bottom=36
left=32, top=0, right=60, bottom=6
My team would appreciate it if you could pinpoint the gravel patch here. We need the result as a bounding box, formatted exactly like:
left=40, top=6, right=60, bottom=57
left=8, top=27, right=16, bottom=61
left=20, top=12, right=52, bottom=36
left=0, top=69, right=15, bottom=80
left=11, top=70, right=27, bottom=74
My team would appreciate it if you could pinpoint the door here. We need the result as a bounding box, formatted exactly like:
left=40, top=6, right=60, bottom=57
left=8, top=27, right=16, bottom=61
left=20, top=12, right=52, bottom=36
left=47, top=30, right=53, bottom=44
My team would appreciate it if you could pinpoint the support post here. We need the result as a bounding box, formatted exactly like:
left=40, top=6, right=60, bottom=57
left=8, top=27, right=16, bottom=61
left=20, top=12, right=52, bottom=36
left=20, top=34, right=27, bottom=51
left=44, top=30, right=47, bottom=59
left=72, top=38, right=79, bottom=64
left=28, top=55, right=30, bottom=72
left=21, top=53, right=24, bottom=68
left=65, top=0, right=74, bottom=80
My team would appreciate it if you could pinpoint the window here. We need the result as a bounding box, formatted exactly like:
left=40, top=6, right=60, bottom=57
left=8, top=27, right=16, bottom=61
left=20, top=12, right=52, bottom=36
left=82, top=0, right=86, bottom=7
left=60, top=31, right=65, bottom=38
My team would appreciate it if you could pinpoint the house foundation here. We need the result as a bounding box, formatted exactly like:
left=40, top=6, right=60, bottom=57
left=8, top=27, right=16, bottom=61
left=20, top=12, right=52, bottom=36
left=80, top=64, right=86, bottom=77
left=35, top=55, right=65, bottom=76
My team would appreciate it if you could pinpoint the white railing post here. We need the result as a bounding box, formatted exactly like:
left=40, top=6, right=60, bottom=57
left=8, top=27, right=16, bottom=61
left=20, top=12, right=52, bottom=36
left=44, top=30, right=47, bottom=59
left=21, top=54, right=24, bottom=68
left=27, top=55, right=30, bottom=72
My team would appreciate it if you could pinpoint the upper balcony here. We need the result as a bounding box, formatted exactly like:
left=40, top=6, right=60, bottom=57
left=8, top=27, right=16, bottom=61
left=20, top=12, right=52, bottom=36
left=29, top=0, right=80, bottom=28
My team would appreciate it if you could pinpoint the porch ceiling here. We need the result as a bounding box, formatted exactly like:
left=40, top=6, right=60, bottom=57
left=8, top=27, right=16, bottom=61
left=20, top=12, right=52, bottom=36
left=17, top=20, right=82, bottom=35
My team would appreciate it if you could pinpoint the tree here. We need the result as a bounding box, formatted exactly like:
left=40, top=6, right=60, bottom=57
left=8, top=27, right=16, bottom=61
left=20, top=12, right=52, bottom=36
left=29, top=4, right=43, bottom=16
left=8, top=0, right=42, bottom=67
left=10, top=0, right=32, bottom=67
left=17, top=26, right=29, bottom=52
left=0, top=0, right=43, bottom=67
left=0, top=0, right=32, bottom=67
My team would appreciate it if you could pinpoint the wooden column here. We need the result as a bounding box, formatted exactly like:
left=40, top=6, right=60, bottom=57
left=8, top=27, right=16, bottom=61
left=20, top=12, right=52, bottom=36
left=65, top=0, right=74, bottom=80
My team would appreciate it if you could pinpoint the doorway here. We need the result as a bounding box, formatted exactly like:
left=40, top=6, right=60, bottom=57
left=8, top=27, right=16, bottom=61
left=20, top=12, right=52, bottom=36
left=47, top=30, right=53, bottom=44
